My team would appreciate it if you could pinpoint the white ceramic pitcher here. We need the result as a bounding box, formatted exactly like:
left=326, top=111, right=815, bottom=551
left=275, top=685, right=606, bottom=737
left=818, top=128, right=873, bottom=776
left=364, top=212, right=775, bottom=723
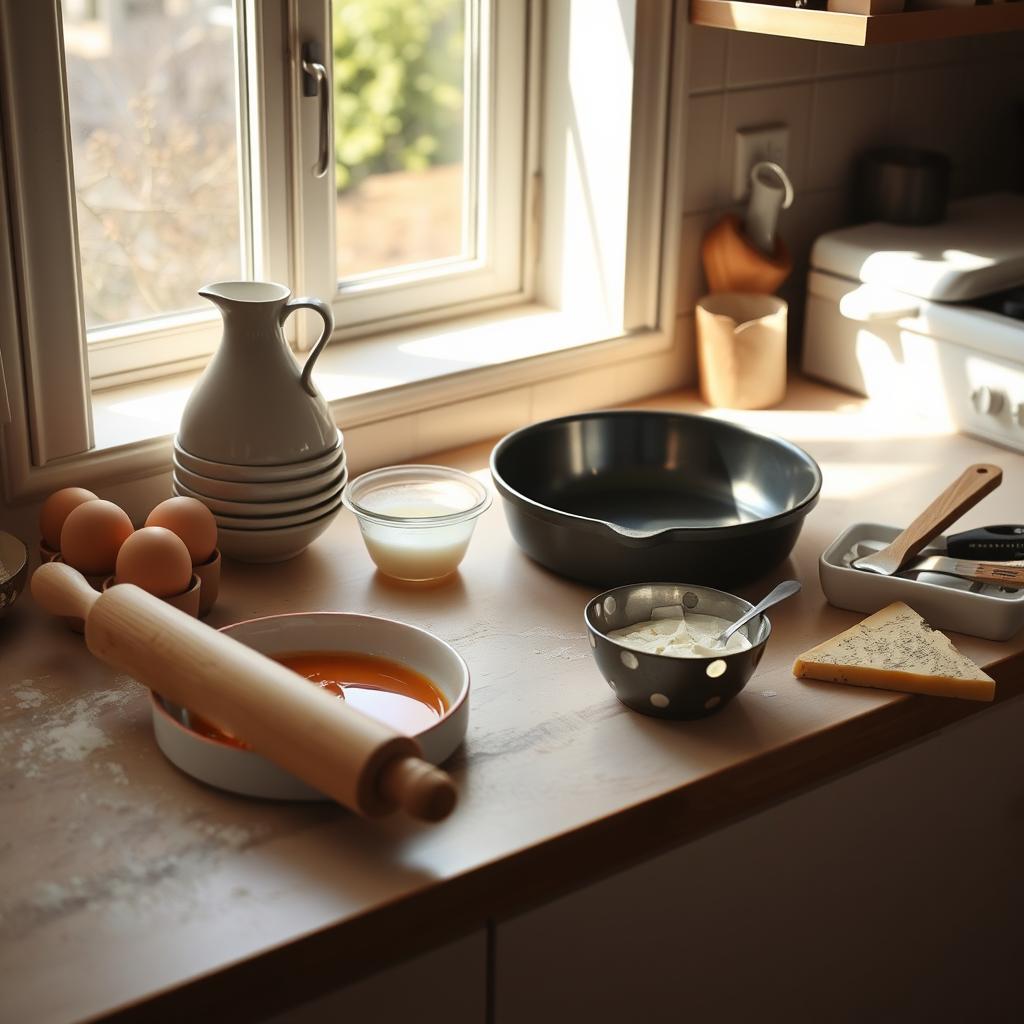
left=177, top=282, right=338, bottom=467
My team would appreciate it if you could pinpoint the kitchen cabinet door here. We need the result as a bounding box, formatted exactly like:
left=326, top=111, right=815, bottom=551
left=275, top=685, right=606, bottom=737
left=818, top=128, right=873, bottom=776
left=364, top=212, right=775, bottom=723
left=495, top=698, right=1024, bottom=1023
left=261, top=930, right=486, bottom=1024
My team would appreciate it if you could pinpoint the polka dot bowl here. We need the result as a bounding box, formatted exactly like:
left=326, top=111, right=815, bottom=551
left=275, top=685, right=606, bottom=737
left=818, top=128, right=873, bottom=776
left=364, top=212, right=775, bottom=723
left=584, top=583, right=771, bottom=719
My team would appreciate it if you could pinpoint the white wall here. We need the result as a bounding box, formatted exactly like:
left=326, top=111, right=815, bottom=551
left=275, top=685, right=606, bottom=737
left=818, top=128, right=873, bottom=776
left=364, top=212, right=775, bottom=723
left=674, top=27, right=1024, bottom=380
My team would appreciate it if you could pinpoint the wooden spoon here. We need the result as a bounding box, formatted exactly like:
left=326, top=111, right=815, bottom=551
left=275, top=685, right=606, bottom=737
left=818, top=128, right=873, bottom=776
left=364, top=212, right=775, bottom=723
left=853, top=463, right=1002, bottom=577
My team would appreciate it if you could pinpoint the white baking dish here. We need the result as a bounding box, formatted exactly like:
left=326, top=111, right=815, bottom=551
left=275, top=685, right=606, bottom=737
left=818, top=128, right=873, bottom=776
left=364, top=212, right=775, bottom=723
left=820, top=522, right=1024, bottom=641
left=151, top=612, right=470, bottom=800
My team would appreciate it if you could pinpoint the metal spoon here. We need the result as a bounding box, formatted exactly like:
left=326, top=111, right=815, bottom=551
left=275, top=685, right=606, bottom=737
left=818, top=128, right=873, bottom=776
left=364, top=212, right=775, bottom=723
left=715, top=579, right=801, bottom=647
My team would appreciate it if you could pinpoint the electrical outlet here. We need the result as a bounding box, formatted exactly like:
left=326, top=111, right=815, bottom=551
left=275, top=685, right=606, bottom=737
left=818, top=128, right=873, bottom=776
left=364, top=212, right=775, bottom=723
left=732, top=124, right=789, bottom=201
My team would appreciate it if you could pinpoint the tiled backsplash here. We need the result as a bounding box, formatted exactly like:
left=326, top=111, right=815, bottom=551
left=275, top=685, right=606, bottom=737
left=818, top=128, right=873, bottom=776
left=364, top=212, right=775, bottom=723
left=675, top=27, right=1024, bottom=383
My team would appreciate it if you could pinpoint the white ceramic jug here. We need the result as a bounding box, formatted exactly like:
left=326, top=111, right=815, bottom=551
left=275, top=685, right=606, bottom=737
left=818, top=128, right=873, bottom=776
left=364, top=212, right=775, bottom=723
left=177, top=282, right=338, bottom=467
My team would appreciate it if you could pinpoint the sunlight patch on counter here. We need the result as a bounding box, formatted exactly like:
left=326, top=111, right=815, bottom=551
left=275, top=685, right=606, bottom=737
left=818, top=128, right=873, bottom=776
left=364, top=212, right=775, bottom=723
left=816, top=462, right=933, bottom=501
left=702, top=400, right=956, bottom=442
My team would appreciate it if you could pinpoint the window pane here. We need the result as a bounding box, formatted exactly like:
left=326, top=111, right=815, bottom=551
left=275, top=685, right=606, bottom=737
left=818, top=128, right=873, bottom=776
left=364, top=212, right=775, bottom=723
left=62, top=0, right=244, bottom=330
left=332, top=0, right=468, bottom=281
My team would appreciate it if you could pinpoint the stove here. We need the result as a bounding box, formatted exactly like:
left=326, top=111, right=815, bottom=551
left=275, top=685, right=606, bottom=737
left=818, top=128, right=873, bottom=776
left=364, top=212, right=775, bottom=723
left=803, top=193, right=1024, bottom=451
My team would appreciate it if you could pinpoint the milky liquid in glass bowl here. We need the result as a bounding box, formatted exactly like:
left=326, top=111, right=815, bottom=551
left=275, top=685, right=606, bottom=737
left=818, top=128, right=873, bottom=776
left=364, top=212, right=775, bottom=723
left=343, top=467, right=491, bottom=582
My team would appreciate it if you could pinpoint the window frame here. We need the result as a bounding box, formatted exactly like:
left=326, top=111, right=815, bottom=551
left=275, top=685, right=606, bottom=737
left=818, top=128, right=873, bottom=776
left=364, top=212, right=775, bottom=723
left=291, top=0, right=530, bottom=347
left=18, top=0, right=528, bottom=389
left=0, top=0, right=93, bottom=465
left=0, top=0, right=686, bottom=502
left=9, top=1, right=294, bottom=391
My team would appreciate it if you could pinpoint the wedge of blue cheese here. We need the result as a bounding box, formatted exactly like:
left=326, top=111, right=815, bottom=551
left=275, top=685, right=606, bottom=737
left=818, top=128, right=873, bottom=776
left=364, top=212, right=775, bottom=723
left=793, top=602, right=995, bottom=702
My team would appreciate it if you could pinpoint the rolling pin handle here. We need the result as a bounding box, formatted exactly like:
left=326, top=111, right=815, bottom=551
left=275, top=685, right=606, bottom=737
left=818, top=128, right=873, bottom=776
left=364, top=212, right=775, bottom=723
left=31, top=561, right=101, bottom=620
left=379, top=757, right=457, bottom=822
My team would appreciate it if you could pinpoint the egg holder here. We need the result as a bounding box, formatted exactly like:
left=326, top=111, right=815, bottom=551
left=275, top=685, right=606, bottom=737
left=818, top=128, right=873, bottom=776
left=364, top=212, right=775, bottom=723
left=49, top=549, right=221, bottom=630
left=102, top=572, right=201, bottom=615
left=192, top=549, right=221, bottom=616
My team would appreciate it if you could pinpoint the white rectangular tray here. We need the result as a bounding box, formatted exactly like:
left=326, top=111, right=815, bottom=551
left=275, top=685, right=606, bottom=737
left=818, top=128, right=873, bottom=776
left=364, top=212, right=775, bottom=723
left=820, top=522, right=1024, bottom=642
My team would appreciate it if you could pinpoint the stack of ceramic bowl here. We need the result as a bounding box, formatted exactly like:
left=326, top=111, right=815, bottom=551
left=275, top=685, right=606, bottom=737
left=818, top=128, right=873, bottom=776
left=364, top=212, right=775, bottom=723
left=172, top=432, right=346, bottom=563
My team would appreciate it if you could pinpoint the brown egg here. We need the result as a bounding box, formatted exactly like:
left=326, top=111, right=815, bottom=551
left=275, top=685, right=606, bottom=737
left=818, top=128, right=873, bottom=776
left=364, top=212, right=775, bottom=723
left=115, top=527, right=193, bottom=598
left=60, top=499, right=134, bottom=576
left=39, top=487, right=98, bottom=550
left=144, top=496, right=217, bottom=564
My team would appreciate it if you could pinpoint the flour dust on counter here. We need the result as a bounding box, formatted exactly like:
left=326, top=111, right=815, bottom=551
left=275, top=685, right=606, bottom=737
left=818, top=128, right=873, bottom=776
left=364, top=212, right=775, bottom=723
left=793, top=602, right=995, bottom=702
left=0, top=677, right=134, bottom=781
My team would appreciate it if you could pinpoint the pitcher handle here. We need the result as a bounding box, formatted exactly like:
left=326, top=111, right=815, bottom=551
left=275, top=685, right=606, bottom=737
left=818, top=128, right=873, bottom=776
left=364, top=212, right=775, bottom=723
left=280, top=296, right=334, bottom=397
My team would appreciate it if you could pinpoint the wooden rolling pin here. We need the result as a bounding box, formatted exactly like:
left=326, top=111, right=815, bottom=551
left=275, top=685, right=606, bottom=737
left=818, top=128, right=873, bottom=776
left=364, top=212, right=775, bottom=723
left=32, top=561, right=457, bottom=822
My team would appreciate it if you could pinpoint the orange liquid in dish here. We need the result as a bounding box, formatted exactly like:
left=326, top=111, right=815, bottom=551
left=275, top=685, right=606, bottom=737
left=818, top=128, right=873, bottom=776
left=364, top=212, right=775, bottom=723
left=188, top=651, right=449, bottom=749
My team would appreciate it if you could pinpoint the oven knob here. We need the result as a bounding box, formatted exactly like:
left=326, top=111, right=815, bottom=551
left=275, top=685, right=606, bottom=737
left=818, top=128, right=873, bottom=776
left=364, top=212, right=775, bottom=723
left=971, top=386, right=1005, bottom=416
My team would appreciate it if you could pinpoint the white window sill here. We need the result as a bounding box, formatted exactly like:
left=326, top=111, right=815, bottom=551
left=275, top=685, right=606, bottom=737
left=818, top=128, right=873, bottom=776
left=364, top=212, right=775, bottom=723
left=95, top=303, right=601, bottom=448
left=5, top=301, right=689, bottom=503
left=91, top=302, right=681, bottom=472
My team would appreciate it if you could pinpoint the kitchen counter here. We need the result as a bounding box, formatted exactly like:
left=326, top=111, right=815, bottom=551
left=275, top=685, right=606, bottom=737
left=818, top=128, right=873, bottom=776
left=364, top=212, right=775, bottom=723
left=3, top=378, right=1024, bottom=1024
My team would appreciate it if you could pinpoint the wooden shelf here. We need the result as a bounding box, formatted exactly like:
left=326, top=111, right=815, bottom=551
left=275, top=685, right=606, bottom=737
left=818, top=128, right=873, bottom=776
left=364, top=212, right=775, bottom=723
left=691, top=0, right=1024, bottom=47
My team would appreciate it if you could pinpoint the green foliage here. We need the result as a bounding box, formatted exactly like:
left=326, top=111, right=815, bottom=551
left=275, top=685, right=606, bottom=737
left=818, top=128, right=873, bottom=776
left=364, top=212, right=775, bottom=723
left=332, top=0, right=464, bottom=193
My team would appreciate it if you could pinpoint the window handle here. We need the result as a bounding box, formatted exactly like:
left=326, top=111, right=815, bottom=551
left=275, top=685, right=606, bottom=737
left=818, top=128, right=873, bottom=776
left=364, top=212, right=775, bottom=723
left=301, top=43, right=330, bottom=179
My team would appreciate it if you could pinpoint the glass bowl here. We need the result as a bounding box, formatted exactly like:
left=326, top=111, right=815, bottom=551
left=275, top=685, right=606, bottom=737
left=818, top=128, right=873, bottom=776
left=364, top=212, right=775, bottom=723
left=342, top=465, right=491, bottom=582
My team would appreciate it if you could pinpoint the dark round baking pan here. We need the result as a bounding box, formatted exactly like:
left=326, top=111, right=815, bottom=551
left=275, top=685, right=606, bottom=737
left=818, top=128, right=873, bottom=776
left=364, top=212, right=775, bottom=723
left=490, top=410, right=821, bottom=587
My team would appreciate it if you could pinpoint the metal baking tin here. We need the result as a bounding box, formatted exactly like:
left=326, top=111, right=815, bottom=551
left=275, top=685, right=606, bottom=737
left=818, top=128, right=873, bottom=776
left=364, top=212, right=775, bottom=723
left=491, top=410, right=821, bottom=588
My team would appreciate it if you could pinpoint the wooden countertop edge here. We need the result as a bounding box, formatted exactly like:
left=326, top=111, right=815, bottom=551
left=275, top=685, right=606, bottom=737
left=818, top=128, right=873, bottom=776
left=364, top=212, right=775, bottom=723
left=94, top=650, right=1024, bottom=1024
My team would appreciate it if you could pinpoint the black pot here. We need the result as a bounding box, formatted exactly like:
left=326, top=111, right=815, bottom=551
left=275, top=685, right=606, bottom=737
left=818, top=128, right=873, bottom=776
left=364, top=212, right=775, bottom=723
left=490, top=411, right=821, bottom=587
left=856, top=147, right=951, bottom=226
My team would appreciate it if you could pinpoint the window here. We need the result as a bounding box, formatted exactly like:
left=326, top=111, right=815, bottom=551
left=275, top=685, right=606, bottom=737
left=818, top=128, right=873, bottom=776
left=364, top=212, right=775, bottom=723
left=58, top=0, right=253, bottom=387
left=298, top=0, right=527, bottom=339
left=332, top=0, right=470, bottom=279
left=64, top=0, right=248, bottom=330
left=14, top=0, right=527, bottom=386
left=0, top=1, right=682, bottom=500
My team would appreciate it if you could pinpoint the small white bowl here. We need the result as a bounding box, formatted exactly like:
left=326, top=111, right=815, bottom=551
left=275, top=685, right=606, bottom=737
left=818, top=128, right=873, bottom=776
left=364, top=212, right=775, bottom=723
left=216, top=504, right=342, bottom=562
left=173, top=451, right=345, bottom=502
left=150, top=611, right=470, bottom=800
left=343, top=465, right=491, bottom=582
left=174, top=430, right=343, bottom=482
left=211, top=487, right=345, bottom=531
left=172, top=472, right=347, bottom=517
